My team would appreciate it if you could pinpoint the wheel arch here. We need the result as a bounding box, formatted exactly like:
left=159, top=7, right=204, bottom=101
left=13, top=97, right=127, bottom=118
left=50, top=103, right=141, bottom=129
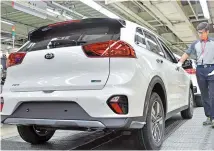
left=142, top=76, right=167, bottom=122
left=190, top=80, right=193, bottom=91
left=189, top=79, right=194, bottom=100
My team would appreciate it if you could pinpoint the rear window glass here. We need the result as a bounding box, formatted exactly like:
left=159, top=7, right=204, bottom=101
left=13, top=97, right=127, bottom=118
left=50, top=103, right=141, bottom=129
left=19, top=23, right=121, bottom=52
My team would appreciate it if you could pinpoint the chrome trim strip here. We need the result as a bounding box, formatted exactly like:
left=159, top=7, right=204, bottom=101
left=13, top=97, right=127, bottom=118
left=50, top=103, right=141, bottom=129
left=4, top=118, right=106, bottom=128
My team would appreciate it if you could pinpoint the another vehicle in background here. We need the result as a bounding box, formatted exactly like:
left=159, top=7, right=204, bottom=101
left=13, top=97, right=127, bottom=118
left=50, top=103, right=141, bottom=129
left=173, top=54, right=202, bottom=107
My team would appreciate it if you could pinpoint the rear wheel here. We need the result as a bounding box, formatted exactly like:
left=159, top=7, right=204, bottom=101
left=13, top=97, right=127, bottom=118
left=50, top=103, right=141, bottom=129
left=133, top=92, right=165, bottom=150
left=181, top=88, right=194, bottom=119
left=17, top=125, right=55, bottom=144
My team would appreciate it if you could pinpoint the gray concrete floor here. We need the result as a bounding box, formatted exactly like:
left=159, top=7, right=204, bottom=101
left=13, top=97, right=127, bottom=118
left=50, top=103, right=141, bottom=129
left=161, top=107, right=214, bottom=150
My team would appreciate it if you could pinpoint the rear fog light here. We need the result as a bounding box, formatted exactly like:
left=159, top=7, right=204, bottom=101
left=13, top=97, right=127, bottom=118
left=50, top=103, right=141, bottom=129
left=0, top=97, right=4, bottom=112
left=107, top=95, right=128, bottom=114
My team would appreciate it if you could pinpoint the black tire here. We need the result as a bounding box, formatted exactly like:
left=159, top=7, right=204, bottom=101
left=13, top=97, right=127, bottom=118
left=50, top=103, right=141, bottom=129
left=133, top=92, right=165, bottom=150
left=17, top=125, right=55, bottom=144
left=181, top=88, right=194, bottom=119
left=195, top=95, right=203, bottom=107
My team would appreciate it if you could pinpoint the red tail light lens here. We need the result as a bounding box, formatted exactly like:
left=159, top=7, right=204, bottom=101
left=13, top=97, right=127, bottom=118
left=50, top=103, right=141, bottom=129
left=0, top=97, right=4, bottom=112
left=82, top=40, right=136, bottom=58
left=7, top=52, right=26, bottom=68
left=185, top=69, right=196, bottom=74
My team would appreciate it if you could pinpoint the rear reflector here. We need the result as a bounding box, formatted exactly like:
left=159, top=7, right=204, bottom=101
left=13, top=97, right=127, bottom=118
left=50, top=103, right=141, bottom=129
left=82, top=40, right=136, bottom=58
left=0, top=97, right=4, bottom=112
left=7, top=52, right=26, bottom=68
left=185, top=68, right=196, bottom=74
left=107, top=96, right=128, bottom=114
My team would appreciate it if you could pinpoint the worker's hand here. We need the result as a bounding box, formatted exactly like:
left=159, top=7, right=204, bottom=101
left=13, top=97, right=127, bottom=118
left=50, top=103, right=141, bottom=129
left=208, top=70, right=214, bottom=76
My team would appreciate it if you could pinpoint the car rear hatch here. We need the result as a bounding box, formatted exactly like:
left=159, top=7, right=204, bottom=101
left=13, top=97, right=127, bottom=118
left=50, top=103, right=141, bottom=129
left=6, top=18, right=125, bottom=92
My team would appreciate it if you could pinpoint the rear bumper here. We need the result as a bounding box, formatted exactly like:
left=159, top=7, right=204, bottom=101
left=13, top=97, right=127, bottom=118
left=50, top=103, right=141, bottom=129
left=1, top=86, right=147, bottom=118
left=1, top=101, right=146, bottom=129
left=1, top=115, right=145, bottom=129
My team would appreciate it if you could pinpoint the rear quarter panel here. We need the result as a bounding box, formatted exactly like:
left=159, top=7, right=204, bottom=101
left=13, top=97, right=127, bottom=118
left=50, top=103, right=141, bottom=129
left=117, top=22, right=170, bottom=115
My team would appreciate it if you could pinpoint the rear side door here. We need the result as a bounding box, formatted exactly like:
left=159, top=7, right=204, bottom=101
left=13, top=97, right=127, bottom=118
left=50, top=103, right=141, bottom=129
left=134, top=28, right=178, bottom=112
left=144, top=31, right=182, bottom=111
left=158, top=39, right=188, bottom=108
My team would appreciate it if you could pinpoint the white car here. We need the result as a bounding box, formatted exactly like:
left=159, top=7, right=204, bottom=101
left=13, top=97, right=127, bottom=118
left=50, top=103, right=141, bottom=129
left=1, top=18, right=194, bottom=150
left=173, top=54, right=202, bottom=107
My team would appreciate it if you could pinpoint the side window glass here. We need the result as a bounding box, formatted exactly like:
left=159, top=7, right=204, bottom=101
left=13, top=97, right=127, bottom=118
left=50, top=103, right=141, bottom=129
left=144, top=31, right=164, bottom=57
left=135, top=28, right=146, bottom=48
left=160, top=42, right=173, bottom=62
left=159, top=40, right=177, bottom=63
left=169, top=50, right=178, bottom=63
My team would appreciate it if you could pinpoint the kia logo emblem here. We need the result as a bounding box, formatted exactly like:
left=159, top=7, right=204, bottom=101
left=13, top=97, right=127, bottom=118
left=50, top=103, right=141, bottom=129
left=44, top=53, right=54, bottom=59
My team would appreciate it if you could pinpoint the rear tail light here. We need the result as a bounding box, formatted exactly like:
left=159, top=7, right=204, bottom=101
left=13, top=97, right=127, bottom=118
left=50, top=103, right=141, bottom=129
left=6, top=52, right=26, bottom=68
left=82, top=40, right=136, bottom=58
left=185, top=68, right=196, bottom=74
left=107, top=96, right=128, bottom=114
left=0, top=97, right=4, bottom=112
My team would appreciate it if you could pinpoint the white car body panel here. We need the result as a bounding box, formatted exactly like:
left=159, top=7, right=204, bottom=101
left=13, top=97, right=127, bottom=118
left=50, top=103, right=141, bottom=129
left=190, top=60, right=201, bottom=95
left=6, top=47, right=110, bottom=92
left=173, top=53, right=201, bottom=96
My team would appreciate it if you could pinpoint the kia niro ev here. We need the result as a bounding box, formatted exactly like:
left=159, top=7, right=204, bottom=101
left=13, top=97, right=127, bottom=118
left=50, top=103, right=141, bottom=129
left=1, top=18, right=194, bottom=150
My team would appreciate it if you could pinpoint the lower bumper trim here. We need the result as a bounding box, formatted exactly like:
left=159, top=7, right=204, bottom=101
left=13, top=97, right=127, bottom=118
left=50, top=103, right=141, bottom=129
left=4, top=118, right=106, bottom=128
left=2, top=116, right=146, bottom=129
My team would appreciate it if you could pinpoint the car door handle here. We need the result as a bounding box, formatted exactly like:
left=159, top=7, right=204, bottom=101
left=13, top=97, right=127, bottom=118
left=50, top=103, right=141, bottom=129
left=156, top=59, right=163, bottom=64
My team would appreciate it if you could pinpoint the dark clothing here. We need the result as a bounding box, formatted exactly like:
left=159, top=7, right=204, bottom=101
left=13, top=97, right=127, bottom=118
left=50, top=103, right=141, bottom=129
left=196, top=65, right=214, bottom=119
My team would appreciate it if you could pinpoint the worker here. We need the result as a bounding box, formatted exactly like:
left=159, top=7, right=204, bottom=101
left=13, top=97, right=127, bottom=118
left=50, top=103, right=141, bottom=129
left=177, top=22, right=214, bottom=128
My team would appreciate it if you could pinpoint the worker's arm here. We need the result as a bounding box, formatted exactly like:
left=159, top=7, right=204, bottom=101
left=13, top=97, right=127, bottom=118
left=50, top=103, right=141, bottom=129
left=177, top=41, right=196, bottom=67
left=179, top=53, right=190, bottom=64
left=176, top=53, right=190, bottom=68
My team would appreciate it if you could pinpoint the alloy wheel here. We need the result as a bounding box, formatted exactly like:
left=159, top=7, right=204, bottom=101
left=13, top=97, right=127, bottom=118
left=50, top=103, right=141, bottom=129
left=189, top=91, right=194, bottom=115
left=151, top=100, right=164, bottom=143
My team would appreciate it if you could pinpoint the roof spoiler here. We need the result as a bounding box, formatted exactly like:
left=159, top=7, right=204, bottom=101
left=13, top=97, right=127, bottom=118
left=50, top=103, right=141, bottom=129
left=28, top=18, right=126, bottom=41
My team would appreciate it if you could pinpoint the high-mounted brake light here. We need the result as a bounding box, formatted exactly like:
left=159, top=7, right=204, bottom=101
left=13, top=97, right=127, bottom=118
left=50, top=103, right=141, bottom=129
left=7, top=52, right=26, bottom=68
left=82, top=40, right=136, bottom=58
left=185, top=68, right=196, bottom=74
left=48, top=20, right=80, bottom=27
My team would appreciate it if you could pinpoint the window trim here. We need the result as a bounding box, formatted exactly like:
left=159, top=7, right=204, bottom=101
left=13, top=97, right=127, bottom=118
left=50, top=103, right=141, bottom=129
left=157, top=38, right=178, bottom=63
left=143, top=30, right=165, bottom=58
left=134, top=27, right=147, bottom=49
